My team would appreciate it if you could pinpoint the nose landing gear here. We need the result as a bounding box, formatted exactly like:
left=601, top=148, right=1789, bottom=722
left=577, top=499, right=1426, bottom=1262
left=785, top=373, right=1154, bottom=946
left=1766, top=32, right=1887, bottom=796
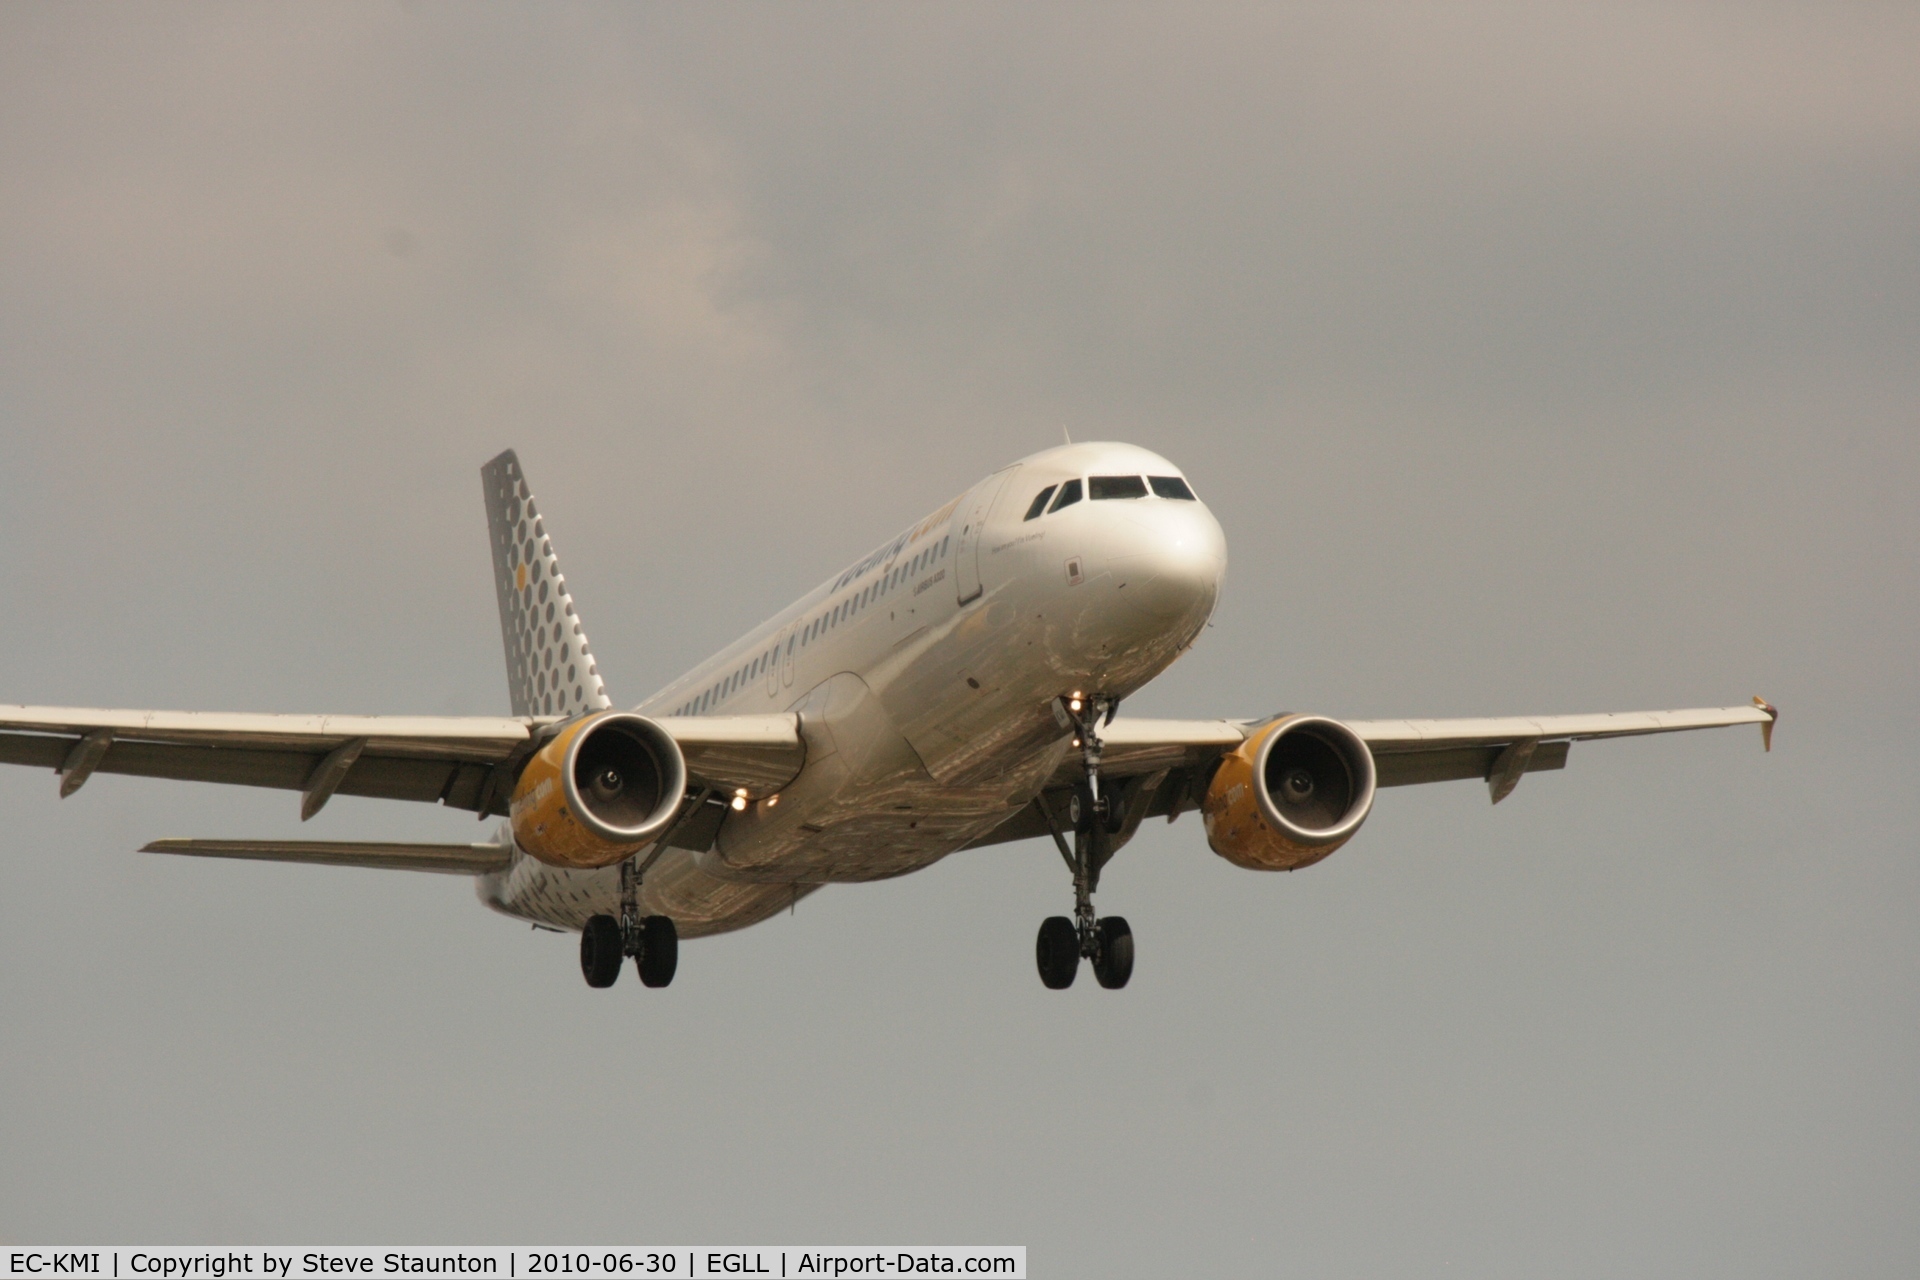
left=579, top=853, right=678, bottom=989
left=1033, top=694, right=1134, bottom=990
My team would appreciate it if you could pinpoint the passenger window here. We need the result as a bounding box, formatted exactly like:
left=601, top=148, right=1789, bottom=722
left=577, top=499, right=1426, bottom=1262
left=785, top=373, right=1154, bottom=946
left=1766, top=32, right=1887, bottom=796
left=1090, top=475, right=1148, bottom=500
left=1150, top=475, right=1196, bottom=500
left=1023, top=486, right=1057, bottom=520
left=1048, top=479, right=1083, bottom=513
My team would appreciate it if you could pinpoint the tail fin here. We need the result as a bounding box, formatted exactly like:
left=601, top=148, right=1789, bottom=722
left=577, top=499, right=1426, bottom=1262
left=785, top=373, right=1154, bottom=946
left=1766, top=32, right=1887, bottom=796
left=481, top=450, right=614, bottom=719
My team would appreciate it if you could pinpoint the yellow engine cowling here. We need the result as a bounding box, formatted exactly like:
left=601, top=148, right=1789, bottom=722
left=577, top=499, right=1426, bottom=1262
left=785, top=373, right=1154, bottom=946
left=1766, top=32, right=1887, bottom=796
left=1202, top=714, right=1377, bottom=871
left=509, top=712, right=687, bottom=869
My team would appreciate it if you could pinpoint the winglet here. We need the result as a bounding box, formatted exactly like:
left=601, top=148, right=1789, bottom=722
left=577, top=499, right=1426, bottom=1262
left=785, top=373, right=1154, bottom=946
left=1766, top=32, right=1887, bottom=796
left=1753, top=696, right=1778, bottom=752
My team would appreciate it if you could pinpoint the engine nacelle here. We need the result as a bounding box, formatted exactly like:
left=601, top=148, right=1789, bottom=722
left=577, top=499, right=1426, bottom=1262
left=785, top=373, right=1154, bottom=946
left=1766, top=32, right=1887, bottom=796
left=1202, top=714, right=1377, bottom=871
left=510, top=712, right=687, bottom=869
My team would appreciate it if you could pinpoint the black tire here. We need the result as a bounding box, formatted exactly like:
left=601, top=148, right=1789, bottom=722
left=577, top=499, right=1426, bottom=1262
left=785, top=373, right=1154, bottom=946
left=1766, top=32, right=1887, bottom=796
left=1093, top=916, right=1133, bottom=989
left=637, top=915, right=678, bottom=988
left=580, top=914, right=623, bottom=988
left=1036, top=915, right=1080, bottom=989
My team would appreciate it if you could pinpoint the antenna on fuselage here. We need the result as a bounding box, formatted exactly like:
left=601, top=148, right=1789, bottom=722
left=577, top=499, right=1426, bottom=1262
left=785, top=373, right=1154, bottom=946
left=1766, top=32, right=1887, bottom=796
left=1062, top=426, right=1073, bottom=445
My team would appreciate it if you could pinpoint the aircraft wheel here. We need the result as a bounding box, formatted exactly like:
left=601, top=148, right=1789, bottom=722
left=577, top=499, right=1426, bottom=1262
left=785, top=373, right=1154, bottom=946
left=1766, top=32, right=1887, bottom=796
left=636, top=915, right=678, bottom=988
left=1093, top=916, right=1133, bottom=989
left=581, top=914, right=623, bottom=988
left=1036, top=915, right=1079, bottom=989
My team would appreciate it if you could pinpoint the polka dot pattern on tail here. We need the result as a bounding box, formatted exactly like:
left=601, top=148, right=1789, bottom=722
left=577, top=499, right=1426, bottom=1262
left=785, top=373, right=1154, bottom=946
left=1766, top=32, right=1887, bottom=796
left=481, top=450, right=614, bottom=720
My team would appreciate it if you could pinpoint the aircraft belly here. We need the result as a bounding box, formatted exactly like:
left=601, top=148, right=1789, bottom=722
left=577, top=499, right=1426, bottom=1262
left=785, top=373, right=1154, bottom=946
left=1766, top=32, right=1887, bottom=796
left=476, top=848, right=822, bottom=939
left=706, top=791, right=1027, bottom=883
left=705, top=665, right=1068, bottom=883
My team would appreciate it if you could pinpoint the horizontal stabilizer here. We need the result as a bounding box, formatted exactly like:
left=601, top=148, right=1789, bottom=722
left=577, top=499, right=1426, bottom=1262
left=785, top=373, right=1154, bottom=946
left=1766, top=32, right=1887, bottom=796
left=142, top=838, right=512, bottom=875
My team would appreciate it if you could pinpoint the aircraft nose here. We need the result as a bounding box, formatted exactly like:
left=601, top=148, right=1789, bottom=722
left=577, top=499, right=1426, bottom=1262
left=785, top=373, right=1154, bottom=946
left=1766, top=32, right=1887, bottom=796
left=1107, top=501, right=1227, bottom=623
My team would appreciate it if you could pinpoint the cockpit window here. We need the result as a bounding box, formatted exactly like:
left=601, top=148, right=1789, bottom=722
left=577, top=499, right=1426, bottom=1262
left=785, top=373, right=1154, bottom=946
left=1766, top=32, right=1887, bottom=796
left=1090, top=475, right=1149, bottom=500
left=1047, top=478, right=1083, bottom=513
left=1149, top=475, right=1196, bottom=500
left=1023, top=485, right=1057, bottom=521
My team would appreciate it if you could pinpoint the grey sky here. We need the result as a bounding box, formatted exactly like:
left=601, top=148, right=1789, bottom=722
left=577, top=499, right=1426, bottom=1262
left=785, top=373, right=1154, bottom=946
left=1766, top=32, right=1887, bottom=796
left=1, top=4, right=1915, bottom=1273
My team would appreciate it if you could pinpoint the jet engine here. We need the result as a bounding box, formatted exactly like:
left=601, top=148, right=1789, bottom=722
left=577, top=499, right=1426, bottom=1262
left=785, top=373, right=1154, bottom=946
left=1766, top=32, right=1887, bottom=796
left=509, top=712, right=687, bottom=869
left=1202, top=714, right=1377, bottom=871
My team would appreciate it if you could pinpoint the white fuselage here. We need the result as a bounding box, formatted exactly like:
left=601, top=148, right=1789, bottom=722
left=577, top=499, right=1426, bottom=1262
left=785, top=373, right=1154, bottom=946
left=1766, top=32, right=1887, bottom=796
left=479, top=442, right=1227, bottom=937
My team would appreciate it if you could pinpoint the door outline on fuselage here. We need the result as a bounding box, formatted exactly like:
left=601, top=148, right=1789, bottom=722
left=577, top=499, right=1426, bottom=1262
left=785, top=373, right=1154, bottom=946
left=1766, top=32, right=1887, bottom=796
left=955, top=467, right=1017, bottom=606
left=767, top=626, right=788, bottom=696
left=780, top=626, right=797, bottom=688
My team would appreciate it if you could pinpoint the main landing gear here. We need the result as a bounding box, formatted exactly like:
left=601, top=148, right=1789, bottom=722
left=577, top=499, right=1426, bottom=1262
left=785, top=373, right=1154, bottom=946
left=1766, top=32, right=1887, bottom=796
left=1035, top=694, right=1134, bottom=990
left=581, top=856, right=678, bottom=989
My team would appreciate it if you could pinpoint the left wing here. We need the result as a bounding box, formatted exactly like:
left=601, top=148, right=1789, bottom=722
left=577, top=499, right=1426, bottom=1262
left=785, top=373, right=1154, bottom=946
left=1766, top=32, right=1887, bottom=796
left=0, top=705, right=805, bottom=819
left=969, top=700, right=1776, bottom=851
left=1344, top=703, right=1776, bottom=794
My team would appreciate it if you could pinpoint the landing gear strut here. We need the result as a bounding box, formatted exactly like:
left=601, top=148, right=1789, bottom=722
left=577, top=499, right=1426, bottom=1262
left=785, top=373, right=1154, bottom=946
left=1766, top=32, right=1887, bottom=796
left=580, top=855, right=678, bottom=989
left=1033, top=694, right=1133, bottom=990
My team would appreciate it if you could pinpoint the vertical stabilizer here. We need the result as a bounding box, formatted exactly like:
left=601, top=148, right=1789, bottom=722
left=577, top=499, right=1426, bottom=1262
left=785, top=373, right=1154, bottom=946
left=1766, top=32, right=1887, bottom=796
left=481, top=451, right=613, bottom=719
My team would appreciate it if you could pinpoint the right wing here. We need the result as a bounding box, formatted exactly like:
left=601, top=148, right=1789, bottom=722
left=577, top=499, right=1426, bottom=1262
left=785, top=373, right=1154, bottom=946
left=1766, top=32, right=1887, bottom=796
left=0, top=705, right=805, bottom=819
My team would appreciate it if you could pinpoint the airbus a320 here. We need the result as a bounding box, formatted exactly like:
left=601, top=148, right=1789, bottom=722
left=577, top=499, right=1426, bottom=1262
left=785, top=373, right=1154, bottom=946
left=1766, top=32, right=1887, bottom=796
left=1, top=443, right=1775, bottom=989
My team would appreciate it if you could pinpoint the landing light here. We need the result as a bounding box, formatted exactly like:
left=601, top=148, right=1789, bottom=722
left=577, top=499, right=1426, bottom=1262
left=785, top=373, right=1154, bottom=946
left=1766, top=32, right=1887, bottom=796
left=731, top=787, right=749, bottom=812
